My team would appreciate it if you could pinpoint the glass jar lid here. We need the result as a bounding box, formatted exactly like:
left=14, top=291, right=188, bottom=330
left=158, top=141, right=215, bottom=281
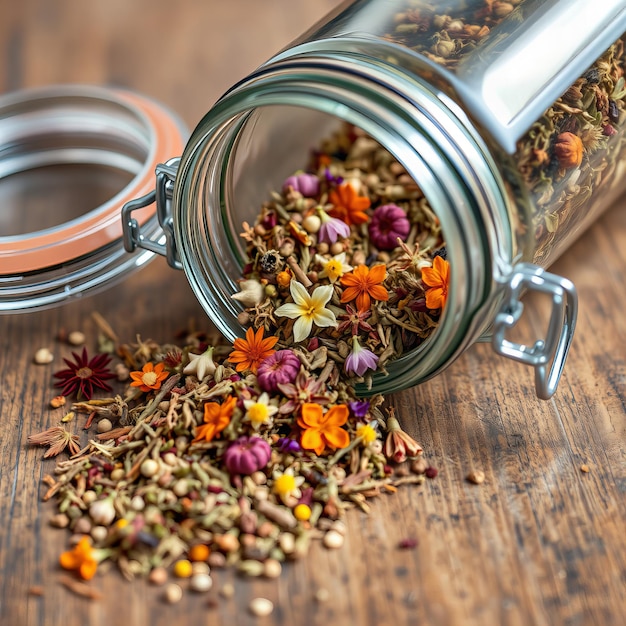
left=0, top=84, right=187, bottom=312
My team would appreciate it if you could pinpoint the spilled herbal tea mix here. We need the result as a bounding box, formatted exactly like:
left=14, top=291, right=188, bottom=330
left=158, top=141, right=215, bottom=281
left=27, top=0, right=626, bottom=603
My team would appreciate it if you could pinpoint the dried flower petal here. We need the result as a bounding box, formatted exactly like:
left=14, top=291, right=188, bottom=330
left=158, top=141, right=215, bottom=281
left=129, top=362, right=169, bottom=393
left=27, top=426, right=81, bottom=458
left=344, top=336, right=379, bottom=377
left=54, top=348, right=114, bottom=400
left=194, top=396, right=237, bottom=443
left=256, top=350, right=300, bottom=393
left=421, top=256, right=450, bottom=310
left=297, top=403, right=350, bottom=456
left=328, top=183, right=371, bottom=226
left=340, top=264, right=389, bottom=311
left=59, top=536, right=99, bottom=581
left=228, top=327, right=278, bottom=374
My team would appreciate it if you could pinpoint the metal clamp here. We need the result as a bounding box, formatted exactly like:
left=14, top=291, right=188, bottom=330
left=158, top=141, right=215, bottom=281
left=122, top=158, right=182, bottom=270
left=492, top=263, right=578, bottom=400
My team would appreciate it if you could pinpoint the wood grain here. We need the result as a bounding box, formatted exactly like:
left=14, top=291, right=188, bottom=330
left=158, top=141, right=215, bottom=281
left=1, top=2, right=624, bottom=625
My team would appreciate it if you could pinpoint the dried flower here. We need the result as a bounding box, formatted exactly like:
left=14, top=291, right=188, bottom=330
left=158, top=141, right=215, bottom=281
left=282, top=172, right=320, bottom=197
left=194, top=396, right=237, bottom=443
left=368, top=204, right=411, bottom=250
left=328, top=182, right=371, bottom=226
left=421, top=256, right=450, bottom=310
left=272, top=468, right=305, bottom=500
left=228, top=327, right=278, bottom=374
left=297, top=403, right=350, bottom=456
left=348, top=400, right=370, bottom=419
left=384, top=415, right=423, bottom=463
left=232, top=279, right=265, bottom=307
left=27, top=425, right=81, bottom=458
left=336, top=304, right=375, bottom=336
left=315, top=252, right=353, bottom=283
left=59, top=536, right=99, bottom=581
left=89, top=496, right=116, bottom=526
left=278, top=369, right=329, bottom=415
left=54, top=348, right=114, bottom=400
left=243, top=392, right=278, bottom=430
left=256, top=350, right=301, bottom=393
left=316, top=207, right=350, bottom=244
left=277, top=437, right=301, bottom=454
left=130, top=362, right=169, bottom=393
left=340, top=264, right=389, bottom=311
left=344, top=336, right=379, bottom=377
left=223, top=436, right=271, bottom=475
left=356, top=424, right=377, bottom=445
left=183, top=347, right=217, bottom=381
left=554, top=132, right=584, bottom=168
left=274, top=280, right=337, bottom=343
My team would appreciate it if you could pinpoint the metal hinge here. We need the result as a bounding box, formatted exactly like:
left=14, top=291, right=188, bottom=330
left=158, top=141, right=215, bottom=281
left=492, top=263, right=578, bottom=400
left=121, top=157, right=182, bottom=270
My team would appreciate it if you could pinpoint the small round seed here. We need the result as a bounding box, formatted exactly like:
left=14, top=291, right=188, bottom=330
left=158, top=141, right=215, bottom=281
left=172, top=480, right=189, bottom=497
left=82, top=490, right=97, bottom=505
left=49, top=513, right=70, bottom=528
left=130, top=495, right=145, bottom=511
left=164, top=583, right=183, bottom=604
left=189, top=573, right=213, bottom=593
left=323, top=530, right=344, bottom=550
left=208, top=552, right=226, bottom=568
left=314, top=588, right=330, bottom=603
left=97, top=418, right=113, bottom=434
left=140, top=459, right=159, bottom=478
left=249, top=597, right=274, bottom=617
left=220, top=583, right=235, bottom=599
left=149, top=566, right=168, bottom=586
left=34, top=348, right=53, bottom=364
left=172, top=559, right=193, bottom=578
left=73, top=517, right=92, bottom=534
left=302, top=214, right=321, bottom=233
left=466, top=470, right=486, bottom=485
left=110, top=468, right=125, bottom=482
left=191, top=561, right=210, bottom=576
left=263, top=558, right=282, bottom=579
left=67, top=331, right=86, bottom=346
left=410, top=458, right=428, bottom=474
left=90, top=526, right=108, bottom=543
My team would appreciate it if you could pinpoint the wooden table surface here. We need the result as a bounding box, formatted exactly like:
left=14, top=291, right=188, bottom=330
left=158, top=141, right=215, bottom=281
left=1, top=2, right=624, bottom=625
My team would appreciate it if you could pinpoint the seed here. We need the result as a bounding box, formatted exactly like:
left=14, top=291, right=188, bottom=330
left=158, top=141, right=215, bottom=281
left=466, top=470, right=485, bottom=484
left=425, top=466, right=438, bottom=479
left=73, top=517, right=92, bottom=534
left=238, top=559, right=265, bottom=577
left=110, top=468, right=125, bottom=482
left=278, top=533, right=295, bottom=555
left=330, top=520, right=347, bottom=536
left=323, top=529, right=344, bottom=550
left=82, top=490, right=97, bottom=505
left=410, top=458, right=428, bottom=474
left=97, top=419, right=113, bottom=434
left=249, top=597, right=274, bottom=617
left=162, top=452, right=178, bottom=466
left=580, top=464, right=590, bottom=473
left=191, top=562, right=210, bottom=576
left=50, top=513, right=70, bottom=528
left=293, top=503, right=311, bottom=521
left=302, top=214, right=321, bottom=233
left=314, top=588, right=330, bottom=603
left=330, top=242, right=344, bottom=256
left=90, top=526, right=108, bottom=542
left=130, top=495, right=145, bottom=511
left=164, top=583, right=183, bottom=604
left=172, top=479, right=189, bottom=497
left=220, top=583, right=235, bottom=599
left=114, top=363, right=129, bottom=381
left=251, top=471, right=267, bottom=485
left=149, top=567, right=168, bottom=586
left=34, top=348, right=53, bottom=364
left=140, top=459, right=160, bottom=478
left=208, top=552, right=226, bottom=568
left=172, top=559, right=193, bottom=578
left=189, top=573, right=213, bottom=593
left=189, top=544, right=210, bottom=562
left=263, top=559, right=282, bottom=579
left=50, top=395, right=66, bottom=409
left=67, top=331, right=86, bottom=346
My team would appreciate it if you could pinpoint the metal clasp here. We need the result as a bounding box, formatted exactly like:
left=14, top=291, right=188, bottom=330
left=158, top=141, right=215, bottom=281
left=122, top=157, right=182, bottom=270
left=492, top=263, right=578, bottom=400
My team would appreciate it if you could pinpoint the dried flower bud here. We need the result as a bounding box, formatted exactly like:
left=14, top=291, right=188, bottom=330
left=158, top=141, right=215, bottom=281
left=554, top=132, right=583, bottom=168
left=432, top=38, right=456, bottom=58
left=232, top=279, right=265, bottom=307
left=282, top=173, right=319, bottom=197
left=89, top=496, right=116, bottom=526
left=384, top=416, right=423, bottom=463
left=224, top=436, right=271, bottom=475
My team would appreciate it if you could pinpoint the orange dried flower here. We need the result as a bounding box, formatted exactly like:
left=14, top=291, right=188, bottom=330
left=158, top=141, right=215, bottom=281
left=297, top=403, right=350, bottom=456
left=328, top=183, right=371, bottom=226
left=129, top=361, right=168, bottom=393
left=59, top=536, right=98, bottom=580
left=194, top=396, right=237, bottom=443
left=340, top=264, right=389, bottom=311
left=228, top=327, right=278, bottom=374
left=421, top=256, right=450, bottom=310
left=554, top=132, right=583, bottom=168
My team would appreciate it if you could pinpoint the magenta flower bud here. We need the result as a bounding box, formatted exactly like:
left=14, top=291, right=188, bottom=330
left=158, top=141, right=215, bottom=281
left=282, top=173, right=320, bottom=197
left=256, top=350, right=301, bottom=393
left=223, top=436, right=272, bottom=475
left=368, top=204, right=410, bottom=250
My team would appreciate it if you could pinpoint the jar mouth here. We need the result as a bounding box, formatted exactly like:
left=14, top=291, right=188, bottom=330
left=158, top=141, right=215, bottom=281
left=175, top=47, right=513, bottom=392
left=0, top=85, right=187, bottom=311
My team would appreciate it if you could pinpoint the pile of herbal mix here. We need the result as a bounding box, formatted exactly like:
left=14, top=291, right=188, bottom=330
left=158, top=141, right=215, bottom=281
left=28, top=124, right=444, bottom=605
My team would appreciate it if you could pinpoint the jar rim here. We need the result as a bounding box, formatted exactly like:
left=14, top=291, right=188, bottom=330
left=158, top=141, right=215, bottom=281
left=0, top=85, right=187, bottom=312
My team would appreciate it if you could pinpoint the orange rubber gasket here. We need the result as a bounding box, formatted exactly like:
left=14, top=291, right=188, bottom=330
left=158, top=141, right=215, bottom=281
left=0, top=90, right=186, bottom=275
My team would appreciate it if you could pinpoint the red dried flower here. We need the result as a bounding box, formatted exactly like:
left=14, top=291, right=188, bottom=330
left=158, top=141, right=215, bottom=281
left=54, top=348, right=114, bottom=400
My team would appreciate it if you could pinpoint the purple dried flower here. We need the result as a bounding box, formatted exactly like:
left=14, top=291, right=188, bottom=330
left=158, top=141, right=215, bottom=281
left=317, top=208, right=350, bottom=244
left=349, top=400, right=370, bottom=418
left=257, top=350, right=301, bottom=393
left=368, top=204, right=410, bottom=251
left=344, top=336, right=379, bottom=377
left=324, top=168, right=344, bottom=186
left=277, top=437, right=301, bottom=454
left=283, top=172, right=320, bottom=197
left=223, top=436, right=272, bottom=475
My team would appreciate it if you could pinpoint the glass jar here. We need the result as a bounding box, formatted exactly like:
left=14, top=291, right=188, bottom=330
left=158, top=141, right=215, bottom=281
left=8, top=1, right=626, bottom=400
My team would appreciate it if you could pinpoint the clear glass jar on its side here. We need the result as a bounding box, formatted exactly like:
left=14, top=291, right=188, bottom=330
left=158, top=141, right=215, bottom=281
left=123, top=0, right=626, bottom=399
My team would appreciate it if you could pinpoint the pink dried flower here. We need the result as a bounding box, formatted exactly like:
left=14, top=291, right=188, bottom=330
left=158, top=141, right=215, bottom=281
left=344, top=336, right=379, bottom=377
left=368, top=204, right=410, bottom=251
left=278, top=369, right=329, bottom=416
left=317, top=207, right=350, bottom=244
left=283, top=172, right=320, bottom=197
left=384, top=415, right=423, bottom=463
left=223, top=436, right=272, bottom=475
left=257, top=350, right=301, bottom=393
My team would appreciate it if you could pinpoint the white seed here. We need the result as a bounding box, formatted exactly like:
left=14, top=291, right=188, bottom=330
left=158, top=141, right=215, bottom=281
left=90, top=526, right=108, bottom=542
left=131, top=495, right=145, bottom=511
left=263, top=558, right=282, bottom=579
left=82, top=490, right=97, bottom=505
left=330, top=520, right=347, bottom=536
left=249, top=597, right=274, bottom=617
left=323, top=529, right=345, bottom=550
left=172, top=479, right=189, bottom=497
left=140, top=459, right=159, bottom=478
left=67, top=331, right=86, bottom=346
left=189, top=573, right=213, bottom=593
left=315, top=588, right=330, bottom=603
left=110, top=468, right=126, bottom=482
left=148, top=566, right=168, bottom=586
left=34, top=348, right=53, bottom=364
left=164, top=583, right=183, bottom=604
left=220, top=583, right=235, bottom=599
left=162, top=452, right=178, bottom=466
left=279, top=533, right=295, bottom=555
left=49, top=513, right=70, bottom=528
left=97, top=418, right=113, bottom=433
left=191, top=561, right=210, bottom=576
left=302, top=214, right=321, bottom=233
